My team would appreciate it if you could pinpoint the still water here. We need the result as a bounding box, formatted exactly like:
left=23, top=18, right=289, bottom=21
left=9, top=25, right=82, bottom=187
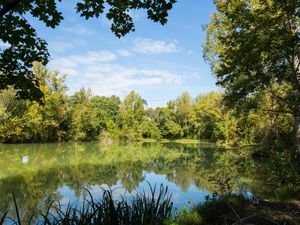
left=0, top=142, right=296, bottom=217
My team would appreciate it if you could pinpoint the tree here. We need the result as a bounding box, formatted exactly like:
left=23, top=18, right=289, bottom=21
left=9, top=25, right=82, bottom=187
left=194, top=92, right=223, bottom=140
left=175, top=92, right=194, bottom=138
left=90, top=95, right=121, bottom=133
left=68, top=88, right=97, bottom=141
left=0, top=0, right=176, bottom=100
left=0, top=62, right=68, bottom=142
left=204, top=0, right=300, bottom=152
left=154, top=102, right=183, bottom=139
left=25, top=62, right=68, bottom=141
left=119, top=91, right=147, bottom=141
left=0, top=88, right=27, bottom=142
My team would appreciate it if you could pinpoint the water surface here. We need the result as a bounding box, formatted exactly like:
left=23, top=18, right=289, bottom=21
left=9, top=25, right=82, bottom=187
left=0, top=142, right=296, bottom=218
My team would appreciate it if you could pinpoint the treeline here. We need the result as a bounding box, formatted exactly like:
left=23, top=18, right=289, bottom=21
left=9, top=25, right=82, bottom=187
left=0, top=63, right=294, bottom=146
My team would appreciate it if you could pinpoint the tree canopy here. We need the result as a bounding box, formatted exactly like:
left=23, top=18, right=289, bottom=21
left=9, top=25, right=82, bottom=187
left=0, top=0, right=176, bottom=100
left=204, top=0, right=300, bottom=151
left=0, top=63, right=294, bottom=146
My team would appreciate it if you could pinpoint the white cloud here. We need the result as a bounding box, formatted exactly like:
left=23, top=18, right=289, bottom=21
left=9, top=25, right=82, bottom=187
left=69, top=51, right=117, bottom=64
left=50, top=51, right=117, bottom=76
left=50, top=52, right=182, bottom=97
left=133, top=38, right=179, bottom=54
left=116, top=49, right=131, bottom=57
left=49, top=41, right=75, bottom=53
left=140, top=69, right=182, bottom=85
left=49, top=38, right=88, bottom=53
left=62, top=24, right=94, bottom=35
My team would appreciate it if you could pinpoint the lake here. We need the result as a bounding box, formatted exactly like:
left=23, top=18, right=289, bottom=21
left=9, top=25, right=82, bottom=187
left=0, top=142, right=296, bottom=218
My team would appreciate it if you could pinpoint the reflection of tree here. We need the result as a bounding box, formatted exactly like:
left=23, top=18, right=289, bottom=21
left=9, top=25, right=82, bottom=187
left=0, top=170, right=63, bottom=220
left=118, top=161, right=144, bottom=192
left=244, top=152, right=300, bottom=200
left=0, top=142, right=299, bottom=220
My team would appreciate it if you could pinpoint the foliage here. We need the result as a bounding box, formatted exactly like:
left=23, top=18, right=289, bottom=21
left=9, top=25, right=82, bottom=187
left=0, top=63, right=295, bottom=146
left=119, top=91, right=147, bottom=141
left=204, top=0, right=299, bottom=107
left=0, top=0, right=176, bottom=100
left=174, top=208, right=202, bottom=225
left=204, top=0, right=300, bottom=151
left=193, top=92, right=223, bottom=140
left=171, top=194, right=299, bottom=225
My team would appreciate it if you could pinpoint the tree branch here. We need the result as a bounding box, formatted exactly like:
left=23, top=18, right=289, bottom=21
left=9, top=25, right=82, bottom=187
left=0, top=0, right=22, bottom=18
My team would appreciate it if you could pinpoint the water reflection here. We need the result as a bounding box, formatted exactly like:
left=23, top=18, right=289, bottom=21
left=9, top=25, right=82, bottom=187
left=0, top=142, right=298, bottom=218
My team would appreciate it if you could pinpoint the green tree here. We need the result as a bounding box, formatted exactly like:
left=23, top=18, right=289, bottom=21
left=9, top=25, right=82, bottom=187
left=154, top=102, right=182, bottom=139
left=25, top=62, right=68, bottom=142
left=193, top=92, right=223, bottom=140
left=141, top=119, right=161, bottom=139
left=119, top=91, right=147, bottom=141
left=0, top=63, right=68, bottom=143
left=240, top=83, right=294, bottom=146
left=0, top=0, right=176, bottom=100
left=175, top=92, right=194, bottom=138
left=0, top=88, right=27, bottom=142
left=204, top=0, right=300, bottom=152
left=68, top=88, right=97, bottom=141
left=90, top=95, right=121, bottom=133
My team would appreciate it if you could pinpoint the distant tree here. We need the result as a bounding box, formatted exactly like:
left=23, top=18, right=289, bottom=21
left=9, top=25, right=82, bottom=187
left=25, top=62, right=68, bottom=141
left=90, top=95, right=121, bottom=140
left=119, top=90, right=147, bottom=141
left=0, top=0, right=176, bottom=100
left=154, top=103, right=182, bottom=139
left=68, top=88, right=97, bottom=141
left=204, top=0, right=300, bottom=152
left=175, top=92, right=194, bottom=138
left=0, top=88, right=26, bottom=142
left=194, top=92, right=223, bottom=140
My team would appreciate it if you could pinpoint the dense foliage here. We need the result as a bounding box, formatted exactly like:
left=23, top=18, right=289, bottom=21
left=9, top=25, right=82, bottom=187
left=204, top=0, right=300, bottom=151
left=0, top=63, right=294, bottom=147
left=173, top=194, right=299, bottom=225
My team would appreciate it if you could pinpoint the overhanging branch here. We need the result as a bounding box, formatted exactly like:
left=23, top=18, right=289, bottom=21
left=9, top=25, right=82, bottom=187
left=0, top=0, right=22, bottom=18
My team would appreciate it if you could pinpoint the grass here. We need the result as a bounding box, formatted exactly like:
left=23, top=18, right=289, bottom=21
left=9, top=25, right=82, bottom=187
left=171, top=194, right=300, bottom=225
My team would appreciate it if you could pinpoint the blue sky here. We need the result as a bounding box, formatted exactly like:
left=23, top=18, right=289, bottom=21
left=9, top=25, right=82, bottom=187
left=30, top=1, right=219, bottom=107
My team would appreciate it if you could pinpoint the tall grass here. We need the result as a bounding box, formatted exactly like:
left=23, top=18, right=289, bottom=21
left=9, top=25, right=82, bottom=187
left=0, top=184, right=173, bottom=225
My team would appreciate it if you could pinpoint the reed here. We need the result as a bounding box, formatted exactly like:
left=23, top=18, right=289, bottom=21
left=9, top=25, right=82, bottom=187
left=0, top=184, right=172, bottom=225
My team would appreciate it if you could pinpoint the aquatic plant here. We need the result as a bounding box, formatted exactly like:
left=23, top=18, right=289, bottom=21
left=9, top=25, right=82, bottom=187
left=0, top=184, right=172, bottom=225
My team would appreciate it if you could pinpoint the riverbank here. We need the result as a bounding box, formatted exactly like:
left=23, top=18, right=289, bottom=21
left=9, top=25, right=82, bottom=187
left=0, top=138, right=214, bottom=145
left=137, top=138, right=211, bottom=144
left=173, top=194, right=300, bottom=225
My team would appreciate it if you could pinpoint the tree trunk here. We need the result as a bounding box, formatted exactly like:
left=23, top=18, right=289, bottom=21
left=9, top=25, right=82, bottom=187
left=294, top=57, right=300, bottom=153
left=293, top=41, right=300, bottom=154
left=294, top=88, right=300, bottom=154
left=294, top=101, right=300, bottom=154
